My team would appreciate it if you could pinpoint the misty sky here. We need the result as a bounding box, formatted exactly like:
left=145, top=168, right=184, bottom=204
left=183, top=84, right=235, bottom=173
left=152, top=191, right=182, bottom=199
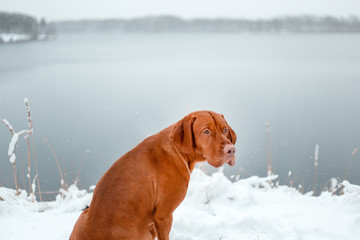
left=1, top=0, right=359, bottom=21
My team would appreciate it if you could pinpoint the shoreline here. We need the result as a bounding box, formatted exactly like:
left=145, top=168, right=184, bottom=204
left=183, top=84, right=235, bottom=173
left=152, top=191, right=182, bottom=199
left=0, top=33, right=53, bottom=44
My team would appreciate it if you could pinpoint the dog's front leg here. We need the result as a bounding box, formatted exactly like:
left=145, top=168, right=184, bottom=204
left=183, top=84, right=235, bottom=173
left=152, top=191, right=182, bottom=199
left=154, top=214, right=173, bottom=240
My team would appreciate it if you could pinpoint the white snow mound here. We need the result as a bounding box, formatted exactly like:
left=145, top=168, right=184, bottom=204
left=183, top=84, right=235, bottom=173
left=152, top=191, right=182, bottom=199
left=0, top=169, right=359, bottom=240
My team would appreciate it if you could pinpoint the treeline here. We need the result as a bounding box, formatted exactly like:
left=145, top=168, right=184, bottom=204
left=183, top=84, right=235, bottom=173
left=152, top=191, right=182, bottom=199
left=2, top=13, right=360, bottom=35
left=0, top=12, right=38, bottom=36
left=0, top=11, right=53, bottom=36
left=51, top=15, right=360, bottom=33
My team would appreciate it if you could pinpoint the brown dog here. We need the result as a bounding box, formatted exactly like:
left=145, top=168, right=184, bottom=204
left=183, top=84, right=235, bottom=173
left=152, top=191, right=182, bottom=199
left=70, top=110, right=236, bottom=240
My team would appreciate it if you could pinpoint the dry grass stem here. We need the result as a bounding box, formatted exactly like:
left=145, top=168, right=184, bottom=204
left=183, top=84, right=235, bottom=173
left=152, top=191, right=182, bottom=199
left=31, top=136, right=42, bottom=201
left=23, top=98, right=42, bottom=200
left=344, top=147, right=359, bottom=181
left=313, top=144, right=319, bottom=196
left=34, top=131, right=67, bottom=191
left=24, top=98, right=37, bottom=197
left=26, top=138, right=32, bottom=194
left=1, top=118, right=19, bottom=193
left=16, top=147, right=27, bottom=192
left=265, top=121, right=273, bottom=177
left=0, top=119, right=15, bottom=135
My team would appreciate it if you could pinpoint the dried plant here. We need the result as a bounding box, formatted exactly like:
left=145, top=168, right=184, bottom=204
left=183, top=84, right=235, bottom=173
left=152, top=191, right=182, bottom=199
left=313, top=144, right=319, bottom=196
left=24, top=98, right=42, bottom=201
left=1, top=98, right=67, bottom=201
left=344, top=147, right=359, bottom=181
left=0, top=118, right=28, bottom=193
left=34, top=131, right=67, bottom=191
left=265, top=121, right=273, bottom=177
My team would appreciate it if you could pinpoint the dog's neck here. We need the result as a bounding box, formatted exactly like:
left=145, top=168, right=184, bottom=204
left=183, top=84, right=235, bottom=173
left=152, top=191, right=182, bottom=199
left=170, top=144, right=205, bottom=176
left=186, top=150, right=206, bottom=172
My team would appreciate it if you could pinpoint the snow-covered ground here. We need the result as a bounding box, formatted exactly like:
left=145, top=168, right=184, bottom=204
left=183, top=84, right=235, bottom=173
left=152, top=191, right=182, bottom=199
left=0, top=33, right=54, bottom=43
left=0, top=33, right=32, bottom=43
left=1, top=169, right=360, bottom=240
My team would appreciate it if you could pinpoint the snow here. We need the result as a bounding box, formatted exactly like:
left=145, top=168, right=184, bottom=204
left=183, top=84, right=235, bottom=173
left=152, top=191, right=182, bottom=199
left=30, top=175, right=38, bottom=199
left=1, top=119, right=14, bottom=133
left=7, top=128, right=30, bottom=164
left=0, top=33, right=53, bottom=43
left=24, top=97, right=33, bottom=133
left=8, top=133, right=19, bottom=156
left=314, top=144, right=319, bottom=167
left=330, top=178, right=338, bottom=192
left=0, top=33, right=32, bottom=43
left=1, top=169, right=360, bottom=240
left=8, top=129, right=29, bottom=156
left=265, top=121, right=270, bottom=134
left=0, top=185, right=91, bottom=240
left=24, top=97, right=29, bottom=105
left=9, top=153, right=16, bottom=164
left=352, top=147, right=358, bottom=156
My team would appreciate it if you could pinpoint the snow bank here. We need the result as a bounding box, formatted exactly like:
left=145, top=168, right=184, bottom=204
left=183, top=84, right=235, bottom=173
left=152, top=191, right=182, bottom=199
left=0, top=185, right=92, bottom=240
left=0, top=33, right=32, bottom=43
left=172, top=170, right=360, bottom=240
left=0, top=33, right=53, bottom=43
left=1, top=169, right=360, bottom=240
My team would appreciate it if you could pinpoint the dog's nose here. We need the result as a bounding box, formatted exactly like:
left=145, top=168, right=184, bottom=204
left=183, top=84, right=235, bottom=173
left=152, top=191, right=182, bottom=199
left=224, top=144, right=236, bottom=157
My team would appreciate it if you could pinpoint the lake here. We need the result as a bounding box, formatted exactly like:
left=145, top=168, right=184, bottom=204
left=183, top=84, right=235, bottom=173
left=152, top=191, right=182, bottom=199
left=1, top=33, right=360, bottom=198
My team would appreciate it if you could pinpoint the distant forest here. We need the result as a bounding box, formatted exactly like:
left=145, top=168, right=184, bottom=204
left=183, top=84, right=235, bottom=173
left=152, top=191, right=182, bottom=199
left=51, top=15, right=360, bottom=33
left=0, top=12, right=38, bottom=35
left=0, top=12, right=52, bottom=36
left=1, top=12, right=360, bottom=35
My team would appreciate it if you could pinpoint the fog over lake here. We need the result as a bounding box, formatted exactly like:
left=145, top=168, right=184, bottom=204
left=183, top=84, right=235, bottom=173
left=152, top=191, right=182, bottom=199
left=1, top=33, right=360, bottom=198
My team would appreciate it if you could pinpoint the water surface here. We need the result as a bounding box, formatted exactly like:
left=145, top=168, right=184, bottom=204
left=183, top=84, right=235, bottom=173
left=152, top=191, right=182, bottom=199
left=1, top=33, right=360, bottom=198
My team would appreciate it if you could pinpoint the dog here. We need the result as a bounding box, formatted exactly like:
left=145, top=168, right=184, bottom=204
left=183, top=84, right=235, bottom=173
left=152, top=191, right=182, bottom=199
left=70, top=110, right=237, bottom=240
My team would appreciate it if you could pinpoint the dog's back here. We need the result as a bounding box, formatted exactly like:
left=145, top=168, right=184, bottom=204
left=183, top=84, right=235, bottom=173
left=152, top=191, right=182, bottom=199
left=70, top=126, right=185, bottom=240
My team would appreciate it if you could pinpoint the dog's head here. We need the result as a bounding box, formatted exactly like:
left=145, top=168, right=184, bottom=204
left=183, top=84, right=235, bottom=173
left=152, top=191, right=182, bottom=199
left=170, top=111, right=237, bottom=167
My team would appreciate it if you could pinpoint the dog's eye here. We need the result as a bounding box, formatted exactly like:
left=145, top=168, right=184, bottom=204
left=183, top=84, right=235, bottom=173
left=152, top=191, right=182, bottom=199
left=204, top=129, right=210, bottom=134
left=224, top=128, right=228, bottom=133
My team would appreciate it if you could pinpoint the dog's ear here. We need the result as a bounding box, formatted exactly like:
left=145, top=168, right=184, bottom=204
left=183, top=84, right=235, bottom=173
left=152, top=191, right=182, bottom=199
left=221, top=114, right=237, bottom=145
left=170, top=115, right=196, bottom=158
